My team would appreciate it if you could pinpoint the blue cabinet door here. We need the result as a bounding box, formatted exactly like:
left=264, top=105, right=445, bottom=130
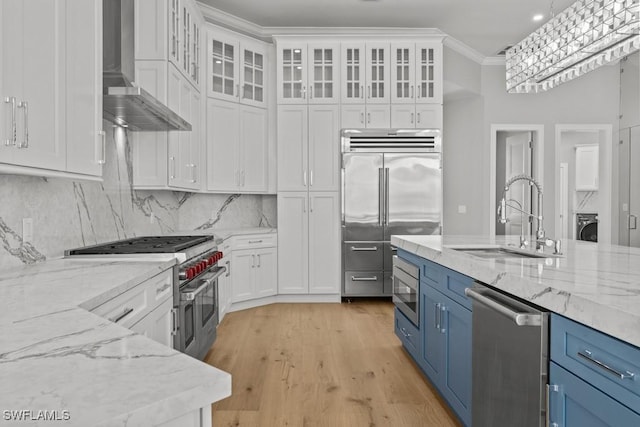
left=441, top=293, right=472, bottom=426
left=421, top=283, right=445, bottom=383
left=395, top=308, right=421, bottom=362
left=550, top=362, right=640, bottom=427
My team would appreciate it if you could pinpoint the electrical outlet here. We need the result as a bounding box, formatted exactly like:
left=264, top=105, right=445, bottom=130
left=458, top=205, right=467, bottom=214
left=150, top=212, right=155, bottom=224
left=22, top=218, right=33, bottom=243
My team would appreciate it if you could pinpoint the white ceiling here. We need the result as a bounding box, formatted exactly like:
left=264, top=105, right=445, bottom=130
left=198, top=0, right=575, bottom=57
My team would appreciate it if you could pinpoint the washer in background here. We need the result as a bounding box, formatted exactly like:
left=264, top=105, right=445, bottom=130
left=576, top=213, right=598, bottom=242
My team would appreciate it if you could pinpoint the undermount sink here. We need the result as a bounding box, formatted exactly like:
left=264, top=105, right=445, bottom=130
left=446, top=245, right=562, bottom=259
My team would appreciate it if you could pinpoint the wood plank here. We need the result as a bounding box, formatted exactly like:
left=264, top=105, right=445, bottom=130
left=206, top=300, right=461, bottom=426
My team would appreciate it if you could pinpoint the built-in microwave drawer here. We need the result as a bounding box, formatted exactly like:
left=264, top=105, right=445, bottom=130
left=551, top=314, right=640, bottom=412
left=344, top=271, right=384, bottom=296
left=344, top=243, right=383, bottom=270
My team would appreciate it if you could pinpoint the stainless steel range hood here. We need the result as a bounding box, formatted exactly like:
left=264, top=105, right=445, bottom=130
left=103, top=0, right=191, bottom=131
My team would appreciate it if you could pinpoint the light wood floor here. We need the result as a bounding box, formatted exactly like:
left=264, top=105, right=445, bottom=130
left=205, top=300, right=460, bottom=427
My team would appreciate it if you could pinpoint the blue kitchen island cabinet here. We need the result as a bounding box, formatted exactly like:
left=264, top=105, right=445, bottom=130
left=549, top=314, right=640, bottom=426
left=394, top=250, right=472, bottom=426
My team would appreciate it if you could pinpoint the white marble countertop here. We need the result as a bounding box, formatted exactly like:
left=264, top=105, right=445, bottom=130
left=168, top=227, right=276, bottom=243
left=0, top=258, right=231, bottom=426
left=391, top=235, right=640, bottom=349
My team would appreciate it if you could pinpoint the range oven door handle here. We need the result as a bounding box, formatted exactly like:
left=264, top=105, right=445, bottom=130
left=465, top=286, right=542, bottom=326
left=180, top=266, right=226, bottom=301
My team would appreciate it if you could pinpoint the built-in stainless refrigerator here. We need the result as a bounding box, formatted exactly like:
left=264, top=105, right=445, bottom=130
left=341, top=129, right=442, bottom=297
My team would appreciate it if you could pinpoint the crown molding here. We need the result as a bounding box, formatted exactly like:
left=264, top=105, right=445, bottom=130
left=483, top=56, right=506, bottom=66
left=442, top=36, right=485, bottom=64
left=196, top=2, right=492, bottom=64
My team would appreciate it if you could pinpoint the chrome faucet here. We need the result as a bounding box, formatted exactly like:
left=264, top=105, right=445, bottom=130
left=498, top=174, right=561, bottom=254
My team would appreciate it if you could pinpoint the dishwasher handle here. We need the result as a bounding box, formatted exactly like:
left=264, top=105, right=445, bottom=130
left=465, top=286, right=542, bottom=326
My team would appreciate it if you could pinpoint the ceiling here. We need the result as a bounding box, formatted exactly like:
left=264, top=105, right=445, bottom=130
left=198, top=0, right=576, bottom=57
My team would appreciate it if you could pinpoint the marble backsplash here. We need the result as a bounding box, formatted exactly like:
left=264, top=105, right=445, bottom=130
left=0, top=124, right=276, bottom=270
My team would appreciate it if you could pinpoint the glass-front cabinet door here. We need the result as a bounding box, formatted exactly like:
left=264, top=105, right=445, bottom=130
left=341, top=43, right=365, bottom=103
left=391, top=43, right=416, bottom=104
left=241, top=42, right=266, bottom=107
left=308, top=43, right=339, bottom=104
left=416, top=42, right=442, bottom=104
left=277, top=44, right=307, bottom=104
left=208, top=32, right=238, bottom=101
left=169, top=0, right=180, bottom=67
left=366, top=43, right=390, bottom=104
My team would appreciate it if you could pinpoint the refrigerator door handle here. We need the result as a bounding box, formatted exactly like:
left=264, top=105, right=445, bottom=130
left=384, top=168, right=390, bottom=226
left=378, top=168, right=384, bottom=226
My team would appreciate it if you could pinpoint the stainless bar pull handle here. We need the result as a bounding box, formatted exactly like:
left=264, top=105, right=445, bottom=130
left=360, top=112, right=364, bottom=124
left=256, top=254, right=261, bottom=268
left=303, top=170, right=308, bottom=187
left=302, top=86, right=306, bottom=99
left=171, top=308, right=178, bottom=336
left=629, top=214, right=637, bottom=230
left=4, top=96, right=16, bottom=146
left=384, top=168, right=390, bottom=226
left=411, top=85, right=414, bottom=99
left=351, top=276, right=378, bottom=282
left=309, top=85, right=313, bottom=99
left=236, top=84, right=239, bottom=98
left=181, top=267, right=226, bottom=301
left=248, top=240, right=263, bottom=244
left=577, top=350, right=636, bottom=380
left=378, top=168, right=384, bottom=226
left=97, top=131, right=106, bottom=165
left=439, top=304, right=446, bottom=333
left=310, top=196, right=314, bottom=212
left=252, top=255, right=255, bottom=268
left=465, top=287, right=542, bottom=326
left=225, top=260, right=230, bottom=277
left=417, top=84, right=421, bottom=99
left=417, top=112, right=421, bottom=124
left=367, top=112, right=371, bottom=124
left=310, top=170, right=313, bottom=187
left=360, top=85, right=364, bottom=99
left=410, top=112, right=414, bottom=124
left=169, top=157, right=176, bottom=179
left=400, top=327, right=410, bottom=338
left=434, top=303, right=440, bottom=330
left=17, top=101, right=28, bottom=148
left=350, top=246, right=378, bottom=251
left=110, top=307, right=134, bottom=324
left=368, top=85, right=371, bottom=99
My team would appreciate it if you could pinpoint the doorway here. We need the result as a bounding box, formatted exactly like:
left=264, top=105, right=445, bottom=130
left=490, top=125, right=544, bottom=237
left=554, top=124, right=612, bottom=244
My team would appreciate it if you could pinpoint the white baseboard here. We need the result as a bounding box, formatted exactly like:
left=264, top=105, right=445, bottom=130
left=226, top=294, right=342, bottom=313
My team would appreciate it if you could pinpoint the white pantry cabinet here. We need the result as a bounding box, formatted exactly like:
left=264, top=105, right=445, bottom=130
left=0, top=0, right=104, bottom=179
left=206, top=98, right=268, bottom=193
left=207, top=28, right=267, bottom=108
left=276, top=41, right=340, bottom=104
left=277, top=104, right=341, bottom=192
left=277, top=192, right=340, bottom=294
left=341, top=104, right=391, bottom=128
left=230, top=234, right=277, bottom=303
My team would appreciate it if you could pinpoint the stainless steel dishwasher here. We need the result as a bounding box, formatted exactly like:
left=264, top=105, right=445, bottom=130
left=465, top=282, right=549, bottom=427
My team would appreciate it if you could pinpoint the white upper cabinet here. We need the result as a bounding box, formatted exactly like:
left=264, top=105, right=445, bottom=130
left=136, top=0, right=202, bottom=88
left=391, top=41, right=442, bottom=105
left=341, top=43, right=390, bottom=104
left=206, top=98, right=268, bottom=193
left=575, top=145, right=599, bottom=191
left=277, top=41, right=340, bottom=104
left=207, top=29, right=267, bottom=108
left=1, top=0, right=103, bottom=179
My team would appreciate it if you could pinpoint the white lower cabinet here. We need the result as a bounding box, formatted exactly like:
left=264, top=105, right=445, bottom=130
left=217, top=240, right=232, bottom=322
left=277, top=192, right=340, bottom=294
left=230, top=235, right=277, bottom=303
left=158, top=406, right=211, bottom=427
left=130, top=296, right=174, bottom=348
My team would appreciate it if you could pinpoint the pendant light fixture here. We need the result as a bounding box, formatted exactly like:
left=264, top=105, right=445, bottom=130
left=506, top=0, right=640, bottom=93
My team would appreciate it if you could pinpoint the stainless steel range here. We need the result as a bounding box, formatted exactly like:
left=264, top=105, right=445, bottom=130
left=66, top=235, right=225, bottom=360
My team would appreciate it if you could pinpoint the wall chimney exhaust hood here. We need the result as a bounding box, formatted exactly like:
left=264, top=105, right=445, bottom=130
left=103, top=0, right=191, bottom=131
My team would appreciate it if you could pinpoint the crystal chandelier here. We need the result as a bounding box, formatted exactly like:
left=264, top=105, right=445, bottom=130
left=506, top=0, right=640, bottom=93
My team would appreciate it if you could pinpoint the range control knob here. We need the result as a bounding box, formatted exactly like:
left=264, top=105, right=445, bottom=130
left=187, top=267, right=195, bottom=280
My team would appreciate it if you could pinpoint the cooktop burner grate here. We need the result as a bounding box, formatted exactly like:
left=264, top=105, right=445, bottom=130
left=66, top=235, right=213, bottom=255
